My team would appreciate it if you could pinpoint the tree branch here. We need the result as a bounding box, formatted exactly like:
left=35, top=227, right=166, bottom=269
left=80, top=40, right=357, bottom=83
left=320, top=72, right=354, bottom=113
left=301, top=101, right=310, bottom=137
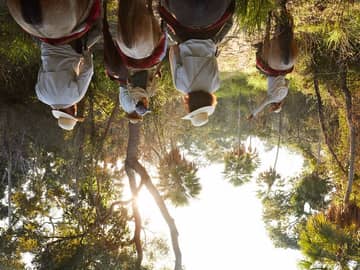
left=125, top=123, right=182, bottom=270
left=313, top=77, right=347, bottom=175
left=126, top=166, right=143, bottom=268
left=130, top=160, right=182, bottom=270
left=339, top=68, right=356, bottom=205
left=125, top=123, right=144, bottom=267
left=95, top=99, right=120, bottom=162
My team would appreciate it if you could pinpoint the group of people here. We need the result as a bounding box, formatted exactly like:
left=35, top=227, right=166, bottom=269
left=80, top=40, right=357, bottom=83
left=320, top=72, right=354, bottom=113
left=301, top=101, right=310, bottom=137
left=7, top=0, right=298, bottom=130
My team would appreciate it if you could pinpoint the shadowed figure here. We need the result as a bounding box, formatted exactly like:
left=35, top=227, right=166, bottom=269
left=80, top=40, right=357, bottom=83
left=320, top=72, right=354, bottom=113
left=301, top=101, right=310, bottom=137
left=7, top=0, right=102, bottom=130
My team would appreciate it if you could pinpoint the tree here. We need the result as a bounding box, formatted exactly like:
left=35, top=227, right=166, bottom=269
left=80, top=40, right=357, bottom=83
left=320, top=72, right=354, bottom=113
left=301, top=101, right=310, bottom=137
left=223, top=143, right=260, bottom=186
left=124, top=123, right=183, bottom=270
left=158, top=147, right=201, bottom=206
left=256, top=168, right=281, bottom=198
left=299, top=213, right=360, bottom=269
left=290, top=173, right=332, bottom=217
left=257, top=112, right=283, bottom=199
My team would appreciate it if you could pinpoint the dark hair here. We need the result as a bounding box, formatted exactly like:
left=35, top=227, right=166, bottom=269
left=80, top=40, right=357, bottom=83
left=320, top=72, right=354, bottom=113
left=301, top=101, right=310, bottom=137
left=185, top=91, right=217, bottom=112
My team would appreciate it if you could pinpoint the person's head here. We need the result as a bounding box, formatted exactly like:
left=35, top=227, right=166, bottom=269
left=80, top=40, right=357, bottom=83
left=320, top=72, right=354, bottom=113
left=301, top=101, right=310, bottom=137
left=182, top=91, right=217, bottom=127
left=52, top=104, right=84, bottom=131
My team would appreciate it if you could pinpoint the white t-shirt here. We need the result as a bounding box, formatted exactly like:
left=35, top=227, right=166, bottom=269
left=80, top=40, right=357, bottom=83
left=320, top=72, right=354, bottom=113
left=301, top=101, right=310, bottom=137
left=35, top=42, right=93, bottom=109
left=251, top=76, right=289, bottom=117
left=169, top=39, right=220, bottom=94
left=119, top=86, right=153, bottom=114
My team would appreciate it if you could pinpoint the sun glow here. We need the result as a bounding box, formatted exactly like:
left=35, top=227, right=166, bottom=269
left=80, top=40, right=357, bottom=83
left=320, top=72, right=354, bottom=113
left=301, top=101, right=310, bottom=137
left=131, top=138, right=304, bottom=270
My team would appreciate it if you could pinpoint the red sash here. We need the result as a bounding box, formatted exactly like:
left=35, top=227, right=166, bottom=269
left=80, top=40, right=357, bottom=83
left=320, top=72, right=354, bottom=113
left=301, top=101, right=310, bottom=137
left=115, top=33, right=167, bottom=70
left=256, top=55, right=294, bottom=77
left=159, top=1, right=235, bottom=41
left=39, top=0, right=101, bottom=45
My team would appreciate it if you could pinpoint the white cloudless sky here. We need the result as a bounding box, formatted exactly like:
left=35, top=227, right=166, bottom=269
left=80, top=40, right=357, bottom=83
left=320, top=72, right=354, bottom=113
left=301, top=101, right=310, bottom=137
left=137, top=138, right=304, bottom=270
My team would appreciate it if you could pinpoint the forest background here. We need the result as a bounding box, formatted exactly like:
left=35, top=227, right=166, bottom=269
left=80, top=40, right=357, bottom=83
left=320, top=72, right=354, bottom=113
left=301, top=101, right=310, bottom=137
left=0, top=0, right=359, bottom=270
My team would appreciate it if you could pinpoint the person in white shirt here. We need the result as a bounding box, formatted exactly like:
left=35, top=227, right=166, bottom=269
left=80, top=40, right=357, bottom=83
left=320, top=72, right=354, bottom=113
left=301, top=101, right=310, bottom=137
left=169, top=39, right=219, bottom=127
left=119, top=85, right=152, bottom=124
left=160, top=0, right=235, bottom=127
left=7, top=0, right=102, bottom=131
left=35, top=42, right=94, bottom=130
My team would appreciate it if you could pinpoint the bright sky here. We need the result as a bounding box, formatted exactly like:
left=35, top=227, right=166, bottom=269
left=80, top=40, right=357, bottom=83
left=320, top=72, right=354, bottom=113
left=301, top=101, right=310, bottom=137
left=136, top=138, right=304, bottom=270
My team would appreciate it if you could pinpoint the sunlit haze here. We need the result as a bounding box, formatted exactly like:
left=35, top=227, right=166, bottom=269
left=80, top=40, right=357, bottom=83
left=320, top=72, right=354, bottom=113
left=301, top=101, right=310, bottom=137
left=136, top=138, right=304, bottom=270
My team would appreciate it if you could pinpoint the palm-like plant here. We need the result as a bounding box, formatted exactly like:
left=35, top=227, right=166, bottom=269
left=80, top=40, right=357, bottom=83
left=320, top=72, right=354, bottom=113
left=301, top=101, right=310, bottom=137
left=256, top=167, right=281, bottom=199
left=157, top=148, right=201, bottom=206
left=223, top=143, right=260, bottom=186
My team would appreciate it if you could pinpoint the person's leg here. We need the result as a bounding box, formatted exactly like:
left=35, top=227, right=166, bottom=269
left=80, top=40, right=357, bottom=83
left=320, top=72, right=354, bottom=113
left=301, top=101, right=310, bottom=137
left=165, top=0, right=232, bottom=28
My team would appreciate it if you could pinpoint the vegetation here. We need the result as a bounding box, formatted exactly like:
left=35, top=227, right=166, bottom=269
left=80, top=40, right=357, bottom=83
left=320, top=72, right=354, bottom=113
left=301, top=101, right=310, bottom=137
left=0, top=0, right=359, bottom=269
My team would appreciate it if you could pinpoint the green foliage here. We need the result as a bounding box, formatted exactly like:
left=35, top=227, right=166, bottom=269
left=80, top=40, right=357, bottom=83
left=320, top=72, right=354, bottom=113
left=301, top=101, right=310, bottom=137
left=259, top=170, right=333, bottom=250
left=158, top=148, right=201, bottom=206
left=234, top=0, right=275, bottom=32
left=223, top=144, right=260, bottom=186
left=256, top=167, right=281, bottom=198
left=290, top=173, right=332, bottom=217
left=299, top=213, right=360, bottom=269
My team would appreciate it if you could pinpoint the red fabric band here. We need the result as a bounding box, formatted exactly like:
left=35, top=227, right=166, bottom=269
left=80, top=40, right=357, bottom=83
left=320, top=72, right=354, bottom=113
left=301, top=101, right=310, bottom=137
left=116, top=33, right=167, bottom=70
left=256, top=56, right=294, bottom=77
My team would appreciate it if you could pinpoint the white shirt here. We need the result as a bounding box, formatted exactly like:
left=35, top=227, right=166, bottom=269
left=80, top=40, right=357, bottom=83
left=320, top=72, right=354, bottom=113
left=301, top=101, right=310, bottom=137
left=251, top=76, right=289, bottom=117
left=119, top=86, right=136, bottom=113
left=169, top=39, right=220, bottom=94
left=35, top=42, right=94, bottom=109
left=119, top=86, right=153, bottom=114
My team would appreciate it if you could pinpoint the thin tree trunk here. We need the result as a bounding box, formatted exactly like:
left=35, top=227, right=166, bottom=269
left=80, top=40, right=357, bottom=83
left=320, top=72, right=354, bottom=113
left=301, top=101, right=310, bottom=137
left=126, top=167, right=143, bottom=267
left=317, top=131, right=322, bottom=167
left=125, top=123, right=182, bottom=270
left=7, top=151, right=12, bottom=228
left=124, top=123, right=143, bottom=267
left=131, top=160, right=182, bottom=270
left=273, top=112, right=282, bottom=171
left=340, top=69, right=356, bottom=205
left=238, top=94, right=241, bottom=146
left=313, top=77, right=347, bottom=175
left=95, top=99, right=120, bottom=162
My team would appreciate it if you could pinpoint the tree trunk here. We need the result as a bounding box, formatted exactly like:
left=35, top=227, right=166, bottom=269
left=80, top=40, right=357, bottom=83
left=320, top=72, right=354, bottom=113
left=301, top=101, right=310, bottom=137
left=273, top=112, right=282, bottom=171
left=95, top=99, right=119, bottom=163
left=7, top=151, right=12, bottom=228
left=125, top=123, right=143, bottom=267
left=340, top=69, right=356, bottom=205
left=317, top=131, right=322, bottom=167
left=125, top=123, right=182, bottom=270
left=313, top=77, right=346, bottom=174
left=126, top=167, right=143, bottom=268
left=131, top=160, right=183, bottom=270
